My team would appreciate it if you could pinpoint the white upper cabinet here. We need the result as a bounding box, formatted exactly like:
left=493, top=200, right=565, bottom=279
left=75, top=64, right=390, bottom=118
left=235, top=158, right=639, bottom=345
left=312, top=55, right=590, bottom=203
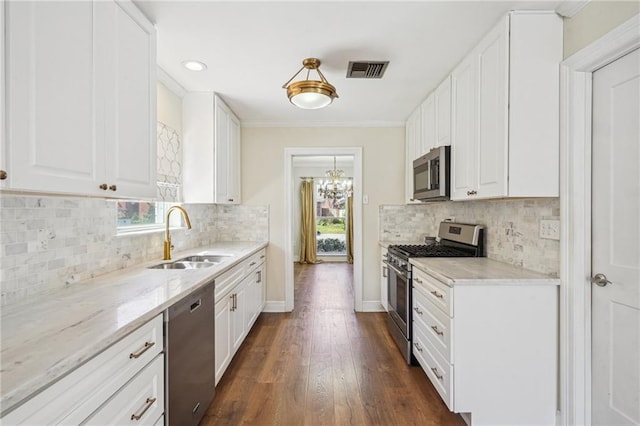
left=404, top=107, right=421, bottom=203
left=451, top=54, right=477, bottom=200
left=4, top=0, right=157, bottom=198
left=419, top=94, right=436, bottom=156
left=451, top=12, right=562, bottom=200
left=434, top=76, right=452, bottom=148
left=183, top=93, right=241, bottom=204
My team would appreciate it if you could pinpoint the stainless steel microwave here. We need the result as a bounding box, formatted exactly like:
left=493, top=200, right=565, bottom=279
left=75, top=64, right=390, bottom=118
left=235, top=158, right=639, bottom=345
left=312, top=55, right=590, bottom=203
left=413, top=145, right=450, bottom=201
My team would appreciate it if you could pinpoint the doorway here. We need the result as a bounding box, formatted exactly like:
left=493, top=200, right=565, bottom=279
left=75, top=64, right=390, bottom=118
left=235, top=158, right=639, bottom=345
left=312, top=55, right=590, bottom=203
left=284, top=147, right=363, bottom=312
left=561, top=16, right=640, bottom=425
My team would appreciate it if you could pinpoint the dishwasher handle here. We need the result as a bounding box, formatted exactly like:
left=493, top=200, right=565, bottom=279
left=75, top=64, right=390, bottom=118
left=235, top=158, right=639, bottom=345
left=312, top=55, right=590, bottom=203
left=190, top=299, right=201, bottom=312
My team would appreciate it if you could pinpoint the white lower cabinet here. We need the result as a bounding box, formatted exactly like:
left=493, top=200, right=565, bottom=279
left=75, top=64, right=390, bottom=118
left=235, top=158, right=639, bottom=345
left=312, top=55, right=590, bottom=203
left=214, top=249, right=266, bottom=385
left=84, top=354, right=164, bottom=425
left=2, top=315, right=164, bottom=424
left=380, top=247, right=388, bottom=311
left=412, top=265, right=558, bottom=425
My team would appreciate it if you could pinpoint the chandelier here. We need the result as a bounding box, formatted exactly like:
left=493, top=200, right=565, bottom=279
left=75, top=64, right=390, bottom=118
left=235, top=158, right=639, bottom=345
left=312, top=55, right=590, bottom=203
left=282, top=58, right=339, bottom=109
left=317, top=157, right=353, bottom=201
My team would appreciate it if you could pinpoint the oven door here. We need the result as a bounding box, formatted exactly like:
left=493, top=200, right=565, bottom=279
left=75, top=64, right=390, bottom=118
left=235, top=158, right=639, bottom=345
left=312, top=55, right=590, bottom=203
left=386, top=261, right=410, bottom=338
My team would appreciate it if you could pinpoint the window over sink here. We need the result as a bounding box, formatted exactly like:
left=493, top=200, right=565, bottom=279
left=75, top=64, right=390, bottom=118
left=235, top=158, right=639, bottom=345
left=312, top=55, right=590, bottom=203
left=117, top=122, right=184, bottom=234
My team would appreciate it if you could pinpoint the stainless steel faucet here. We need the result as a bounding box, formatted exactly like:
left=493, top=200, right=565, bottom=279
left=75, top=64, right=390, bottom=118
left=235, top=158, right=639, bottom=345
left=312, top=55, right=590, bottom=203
left=163, top=206, right=192, bottom=260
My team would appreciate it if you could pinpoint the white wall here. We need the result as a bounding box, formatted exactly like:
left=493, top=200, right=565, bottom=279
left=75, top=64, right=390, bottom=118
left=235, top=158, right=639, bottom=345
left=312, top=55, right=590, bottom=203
left=563, top=1, right=639, bottom=58
left=157, top=82, right=182, bottom=133
left=241, top=127, right=405, bottom=304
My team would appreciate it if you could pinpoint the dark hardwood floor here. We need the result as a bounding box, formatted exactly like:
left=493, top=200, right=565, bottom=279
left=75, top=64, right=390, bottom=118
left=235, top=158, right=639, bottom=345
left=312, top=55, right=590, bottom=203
left=202, top=262, right=465, bottom=425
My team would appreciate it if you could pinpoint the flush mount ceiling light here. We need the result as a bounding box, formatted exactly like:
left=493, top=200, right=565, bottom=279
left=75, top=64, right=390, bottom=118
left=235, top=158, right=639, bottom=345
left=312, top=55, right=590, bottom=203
left=282, top=58, right=338, bottom=110
left=182, top=60, right=207, bottom=72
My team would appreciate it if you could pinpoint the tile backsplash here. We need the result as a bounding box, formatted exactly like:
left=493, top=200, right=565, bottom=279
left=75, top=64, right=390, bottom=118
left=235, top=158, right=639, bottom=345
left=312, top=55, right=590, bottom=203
left=0, top=193, right=268, bottom=305
left=380, top=198, right=560, bottom=276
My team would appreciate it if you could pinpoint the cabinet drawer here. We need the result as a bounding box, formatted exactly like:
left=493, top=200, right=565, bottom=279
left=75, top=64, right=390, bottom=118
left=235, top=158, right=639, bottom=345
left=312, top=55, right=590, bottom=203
left=215, top=262, right=245, bottom=300
left=413, top=268, right=452, bottom=317
left=413, top=286, right=452, bottom=361
left=3, top=314, right=163, bottom=425
left=85, top=354, right=164, bottom=425
left=413, top=325, right=453, bottom=410
left=245, top=249, right=266, bottom=274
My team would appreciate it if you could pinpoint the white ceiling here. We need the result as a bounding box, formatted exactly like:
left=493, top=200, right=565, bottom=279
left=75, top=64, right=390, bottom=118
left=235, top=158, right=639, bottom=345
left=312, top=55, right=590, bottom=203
left=135, top=1, right=566, bottom=127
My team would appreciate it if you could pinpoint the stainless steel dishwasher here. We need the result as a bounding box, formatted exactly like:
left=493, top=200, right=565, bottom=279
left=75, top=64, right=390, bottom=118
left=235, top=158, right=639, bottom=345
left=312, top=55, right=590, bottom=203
left=166, top=280, right=215, bottom=426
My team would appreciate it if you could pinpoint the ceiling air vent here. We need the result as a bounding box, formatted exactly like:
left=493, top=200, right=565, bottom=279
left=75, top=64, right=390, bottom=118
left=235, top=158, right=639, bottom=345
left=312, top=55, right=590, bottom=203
left=346, top=61, right=389, bottom=79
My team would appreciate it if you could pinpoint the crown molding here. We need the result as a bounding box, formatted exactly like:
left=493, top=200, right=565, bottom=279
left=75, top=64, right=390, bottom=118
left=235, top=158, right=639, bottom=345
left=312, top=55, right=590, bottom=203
left=157, top=67, right=187, bottom=98
left=555, top=0, right=589, bottom=18
left=240, top=120, right=405, bottom=128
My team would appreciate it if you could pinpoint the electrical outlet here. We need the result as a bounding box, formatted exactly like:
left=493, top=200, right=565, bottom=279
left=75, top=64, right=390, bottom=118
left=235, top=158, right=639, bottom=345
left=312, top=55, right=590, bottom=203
left=539, top=218, right=560, bottom=240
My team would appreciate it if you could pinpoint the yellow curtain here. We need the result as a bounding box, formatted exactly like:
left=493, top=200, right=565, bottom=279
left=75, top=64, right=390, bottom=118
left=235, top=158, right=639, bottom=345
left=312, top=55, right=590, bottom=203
left=346, top=194, right=354, bottom=264
left=299, top=180, right=318, bottom=264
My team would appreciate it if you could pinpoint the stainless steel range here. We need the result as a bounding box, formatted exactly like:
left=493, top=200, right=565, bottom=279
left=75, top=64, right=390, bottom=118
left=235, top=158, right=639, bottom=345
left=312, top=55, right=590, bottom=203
left=385, top=222, right=484, bottom=364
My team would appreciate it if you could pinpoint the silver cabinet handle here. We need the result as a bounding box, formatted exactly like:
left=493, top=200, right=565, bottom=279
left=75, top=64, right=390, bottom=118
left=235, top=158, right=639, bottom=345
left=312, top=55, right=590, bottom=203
left=414, top=307, right=423, bottom=315
left=250, top=261, right=257, bottom=266
left=414, top=278, right=423, bottom=284
left=131, top=397, right=156, bottom=421
left=431, top=325, right=444, bottom=336
left=228, top=198, right=234, bottom=202
left=257, top=271, right=262, bottom=283
left=414, top=342, right=423, bottom=352
left=260, top=255, right=265, bottom=259
left=431, top=367, right=443, bottom=380
left=430, top=290, right=443, bottom=299
left=466, top=190, right=477, bottom=196
left=129, top=341, right=155, bottom=359
left=591, top=273, right=612, bottom=287
left=230, top=294, right=235, bottom=311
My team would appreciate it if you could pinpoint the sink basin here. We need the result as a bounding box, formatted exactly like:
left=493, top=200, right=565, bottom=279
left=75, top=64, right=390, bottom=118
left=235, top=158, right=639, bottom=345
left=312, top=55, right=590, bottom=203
left=148, top=261, right=215, bottom=270
left=176, top=255, right=233, bottom=263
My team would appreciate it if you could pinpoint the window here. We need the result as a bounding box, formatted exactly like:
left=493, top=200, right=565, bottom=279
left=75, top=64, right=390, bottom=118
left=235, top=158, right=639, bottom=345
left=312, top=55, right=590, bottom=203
left=117, top=122, right=183, bottom=233
left=315, top=183, right=347, bottom=255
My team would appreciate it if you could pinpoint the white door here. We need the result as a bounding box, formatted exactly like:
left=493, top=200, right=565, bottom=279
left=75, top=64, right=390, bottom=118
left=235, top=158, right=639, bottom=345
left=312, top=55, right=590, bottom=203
left=591, top=48, right=640, bottom=425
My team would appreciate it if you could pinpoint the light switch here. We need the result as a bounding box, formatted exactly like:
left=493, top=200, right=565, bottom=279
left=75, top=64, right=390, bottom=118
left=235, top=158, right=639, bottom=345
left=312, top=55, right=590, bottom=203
left=539, top=218, right=560, bottom=240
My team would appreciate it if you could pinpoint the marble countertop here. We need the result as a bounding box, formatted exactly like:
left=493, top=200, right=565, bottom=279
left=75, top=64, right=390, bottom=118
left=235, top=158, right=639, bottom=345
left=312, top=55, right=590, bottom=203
left=410, top=257, right=560, bottom=287
left=0, top=241, right=267, bottom=416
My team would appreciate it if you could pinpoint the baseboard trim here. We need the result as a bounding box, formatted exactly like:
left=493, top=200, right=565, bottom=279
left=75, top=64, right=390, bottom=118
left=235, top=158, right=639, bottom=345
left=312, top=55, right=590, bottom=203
left=263, top=301, right=287, bottom=312
left=361, top=301, right=385, bottom=312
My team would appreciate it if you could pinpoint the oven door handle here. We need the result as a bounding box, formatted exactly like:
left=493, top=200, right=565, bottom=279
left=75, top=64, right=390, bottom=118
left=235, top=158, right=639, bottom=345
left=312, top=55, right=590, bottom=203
left=384, top=261, right=409, bottom=280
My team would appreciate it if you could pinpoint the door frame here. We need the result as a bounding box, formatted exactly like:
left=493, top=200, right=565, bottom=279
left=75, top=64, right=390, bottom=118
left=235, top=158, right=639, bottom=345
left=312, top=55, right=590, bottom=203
left=559, top=14, right=639, bottom=426
left=283, top=147, right=363, bottom=312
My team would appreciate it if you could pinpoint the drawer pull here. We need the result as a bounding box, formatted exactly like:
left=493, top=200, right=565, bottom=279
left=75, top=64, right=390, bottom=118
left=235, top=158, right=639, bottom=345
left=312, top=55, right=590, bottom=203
left=131, top=397, right=156, bottom=421
left=413, top=307, right=423, bottom=315
left=129, top=341, right=155, bottom=359
left=414, top=342, right=423, bottom=352
left=414, top=278, right=423, bottom=284
left=431, top=367, right=443, bottom=380
left=249, top=261, right=257, bottom=266
left=429, top=290, right=444, bottom=299
left=431, top=325, right=444, bottom=336
left=260, top=255, right=265, bottom=259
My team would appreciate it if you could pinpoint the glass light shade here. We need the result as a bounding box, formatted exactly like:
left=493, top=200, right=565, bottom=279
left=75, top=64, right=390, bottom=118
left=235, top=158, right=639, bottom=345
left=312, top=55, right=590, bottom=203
left=291, top=92, right=333, bottom=109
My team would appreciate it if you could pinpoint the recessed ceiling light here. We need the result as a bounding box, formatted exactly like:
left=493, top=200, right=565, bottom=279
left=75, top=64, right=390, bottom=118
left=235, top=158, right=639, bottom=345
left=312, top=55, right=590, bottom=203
left=182, top=60, right=207, bottom=72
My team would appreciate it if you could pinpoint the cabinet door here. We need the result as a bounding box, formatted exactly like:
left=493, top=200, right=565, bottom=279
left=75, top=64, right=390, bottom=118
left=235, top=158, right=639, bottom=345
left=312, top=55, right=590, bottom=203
left=381, top=248, right=388, bottom=311
left=6, top=1, right=105, bottom=194
left=420, top=94, right=436, bottom=155
left=404, top=108, right=421, bottom=203
left=1, top=1, right=6, bottom=189
left=435, top=76, right=451, bottom=147
left=227, top=113, right=241, bottom=204
left=103, top=1, right=157, bottom=199
left=214, top=98, right=230, bottom=204
left=214, top=295, right=232, bottom=385
left=231, top=282, right=247, bottom=354
left=450, top=54, right=477, bottom=200
left=475, top=16, right=509, bottom=199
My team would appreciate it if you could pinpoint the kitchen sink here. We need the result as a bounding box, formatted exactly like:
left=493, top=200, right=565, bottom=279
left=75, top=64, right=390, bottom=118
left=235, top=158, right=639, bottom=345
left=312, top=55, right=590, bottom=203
left=148, top=261, right=215, bottom=270
left=175, top=254, right=233, bottom=263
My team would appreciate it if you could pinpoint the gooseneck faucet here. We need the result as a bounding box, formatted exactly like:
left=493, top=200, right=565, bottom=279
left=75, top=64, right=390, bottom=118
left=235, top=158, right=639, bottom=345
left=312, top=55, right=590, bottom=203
left=163, top=206, right=192, bottom=260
